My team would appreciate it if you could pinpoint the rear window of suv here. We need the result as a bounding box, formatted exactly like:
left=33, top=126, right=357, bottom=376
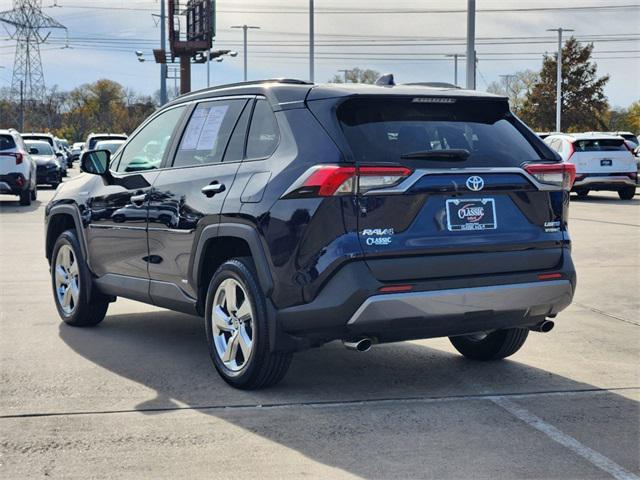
left=0, top=135, right=16, bottom=151
left=574, top=139, right=627, bottom=152
left=337, top=97, right=543, bottom=167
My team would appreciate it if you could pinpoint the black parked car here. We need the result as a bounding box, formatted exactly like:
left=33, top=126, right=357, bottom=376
left=45, top=79, right=576, bottom=389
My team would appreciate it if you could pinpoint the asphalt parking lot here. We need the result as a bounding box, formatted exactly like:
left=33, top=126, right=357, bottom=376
left=1, top=169, right=638, bottom=479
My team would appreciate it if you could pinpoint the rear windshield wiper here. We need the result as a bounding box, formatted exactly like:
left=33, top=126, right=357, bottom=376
left=400, top=149, right=470, bottom=161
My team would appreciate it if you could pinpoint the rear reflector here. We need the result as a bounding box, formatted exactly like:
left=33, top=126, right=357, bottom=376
left=378, top=284, right=413, bottom=293
left=538, top=273, right=562, bottom=280
left=285, top=165, right=412, bottom=198
left=524, top=163, right=576, bottom=190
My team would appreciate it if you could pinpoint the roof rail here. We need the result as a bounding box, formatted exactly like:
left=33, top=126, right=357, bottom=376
left=404, top=82, right=461, bottom=89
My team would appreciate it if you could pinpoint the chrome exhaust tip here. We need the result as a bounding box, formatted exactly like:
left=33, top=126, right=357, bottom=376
left=343, top=337, right=374, bottom=352
left=530, top=320, right=555, bottom=333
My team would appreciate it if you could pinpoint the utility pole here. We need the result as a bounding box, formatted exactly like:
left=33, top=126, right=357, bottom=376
left=547, top=27, right=574, bottom=132
left=231, top=25, right=260, bottom=82
left=159, top=0, right=167, bottom=105
left=338, top=69, right=350, bottom=83
left=465, top=0, right=476, bottom=89
left=309, top=0, right=315, bottom=82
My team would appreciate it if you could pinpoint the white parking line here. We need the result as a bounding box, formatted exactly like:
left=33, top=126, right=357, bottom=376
left=491, top=396, right=639, bottom=480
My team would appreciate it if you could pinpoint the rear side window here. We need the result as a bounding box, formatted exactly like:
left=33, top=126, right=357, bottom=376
left=173, top=99, right=247, bottom=168
left=337, top=97, right=543, bottom=167
left=574, top=139, right=627, bottom=152
left=0, top=135, right=15, bottom=151
left=246, top=99, right=279, bottom=159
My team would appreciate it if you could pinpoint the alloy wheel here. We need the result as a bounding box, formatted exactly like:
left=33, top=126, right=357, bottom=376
left=54, top=244, right=80, bottom=315
left=211, top=278, right=255, bottom=372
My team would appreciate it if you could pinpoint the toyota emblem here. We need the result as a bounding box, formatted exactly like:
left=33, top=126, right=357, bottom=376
left=466, top=176, right=484, bottom=191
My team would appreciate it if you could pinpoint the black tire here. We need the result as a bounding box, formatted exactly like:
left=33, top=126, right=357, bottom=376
left=30, top=184, right=37, bottom=201
left=449, top=328, right=529, bottom=360
left=51, top=230, right=109, bottom=327
left=204, top=257, right=292, bottom=389
left=576, top=189, right=589, bottom=198
left=618, top=186, right=636, bottom=200
left=19, top=189, right=31, bottom=206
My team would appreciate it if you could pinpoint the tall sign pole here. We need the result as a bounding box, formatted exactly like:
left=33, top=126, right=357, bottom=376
left=231, top=25, right=260, bottom=82
left=465, top=0, right=476, bottom=89
left=547, top=27, right=573, bottom=132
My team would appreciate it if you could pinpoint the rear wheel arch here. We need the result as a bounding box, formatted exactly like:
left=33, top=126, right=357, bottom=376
left=193, top=224, right=274, bottom=314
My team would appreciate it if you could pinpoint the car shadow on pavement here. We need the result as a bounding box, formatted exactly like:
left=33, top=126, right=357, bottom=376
left=58, top=310, right=640, bottom=478
left=570, top=194, right=640, bottom=206
left=0, top=198, right=42, bottom=213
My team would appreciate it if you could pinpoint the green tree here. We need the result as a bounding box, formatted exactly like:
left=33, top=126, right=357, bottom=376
left=329, top=67, right=380, bottom=84
left=486, top=70, right=539, bottom=115
left=520, top=38, right=609, bottom=131
left=607, top=101, right=640, bottom=132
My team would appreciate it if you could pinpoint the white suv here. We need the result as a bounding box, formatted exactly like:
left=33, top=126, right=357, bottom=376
left=0, top=129, right=37, bottom=206
left=545, top=132, right=637, bottom=200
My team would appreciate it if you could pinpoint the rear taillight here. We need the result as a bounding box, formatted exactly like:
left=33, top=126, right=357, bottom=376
left=284, top=165, right=412, bottom=198
left=567, top=142, right=575, bottom=160
left=524, top=163, right=576, bottom=190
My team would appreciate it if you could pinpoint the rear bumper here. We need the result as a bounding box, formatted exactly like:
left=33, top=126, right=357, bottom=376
left=275, top=249, right=576, bottom=349
left=0, top=174, right=28, bottom=194
left=36, top=167, right=59, bottom=185
left=348, top=280, right=572, bottom=326
left=573, top=175, right=636, bottom=190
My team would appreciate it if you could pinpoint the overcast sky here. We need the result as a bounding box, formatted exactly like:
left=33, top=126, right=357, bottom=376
left=0, top=0, right=638, bottom=107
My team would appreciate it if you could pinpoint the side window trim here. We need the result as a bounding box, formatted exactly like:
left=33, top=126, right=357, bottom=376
left=223, top=97, right=255, bottom=163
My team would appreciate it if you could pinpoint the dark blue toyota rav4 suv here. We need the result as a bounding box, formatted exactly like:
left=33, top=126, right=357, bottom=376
left=45, top=79, right=576, bottom=389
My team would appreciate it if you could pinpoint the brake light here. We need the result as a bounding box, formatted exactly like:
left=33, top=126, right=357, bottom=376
left=524, top=163, right=576, bottom=190
left=567, top=142, right=575, bottom=160
left=538, top=273, right=562, bottom=280
left=285, top=165, right=412, bottom=198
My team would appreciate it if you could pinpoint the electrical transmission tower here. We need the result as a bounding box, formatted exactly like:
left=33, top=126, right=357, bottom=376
left=0, top=0, right=66, bottom=102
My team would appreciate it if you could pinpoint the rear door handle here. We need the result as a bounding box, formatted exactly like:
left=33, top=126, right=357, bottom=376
left=201, top=183, right=226, bottom=198
left=130, top=193, right=148, bottom=206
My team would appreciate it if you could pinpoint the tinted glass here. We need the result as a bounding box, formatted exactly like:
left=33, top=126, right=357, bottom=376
left=246, top=99, right=279, bottom=159
left=0, top=135, right=15, bottom=151
left=620, top=134, right=639, bottom=147
left=95, top=141, right=125, bottom=154
left=89, top=136, right=127, bottom=150
left=116, top=106, right=185, bottom=173
left=173, top=99, right=247, bottom=168
left=23, top=135, right=54, bottom=147
left=223, top=101, right=252, bottom=162
left=337, top=97, right=542, bottom=167
left=25, top=140, right=53, bottom=155
left=574, top=139, right=626, bottom=152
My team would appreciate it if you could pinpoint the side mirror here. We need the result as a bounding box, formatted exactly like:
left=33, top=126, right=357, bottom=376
left=80, top=149, right=111, bottom=176
left=28, top=147, right=39, bottom=155
left=55, top=151, right=63, bottom=157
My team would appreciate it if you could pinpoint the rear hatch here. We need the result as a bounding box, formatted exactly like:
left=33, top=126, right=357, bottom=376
left=333, top=95, right=571, bottom=282
left=570, top=137, right=636, bottom=174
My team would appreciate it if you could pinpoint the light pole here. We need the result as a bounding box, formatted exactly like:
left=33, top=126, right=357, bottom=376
left=231, top=24, right=260, bottom=82
left=309, top=0, right=314, bottom=82
left=445, top=54, right=465, bottom=86
left=206, top=50, right=238, bottom=87
left=466, top=0, right=476, bottom=89
left=547, top=27, right=574, bottom=132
